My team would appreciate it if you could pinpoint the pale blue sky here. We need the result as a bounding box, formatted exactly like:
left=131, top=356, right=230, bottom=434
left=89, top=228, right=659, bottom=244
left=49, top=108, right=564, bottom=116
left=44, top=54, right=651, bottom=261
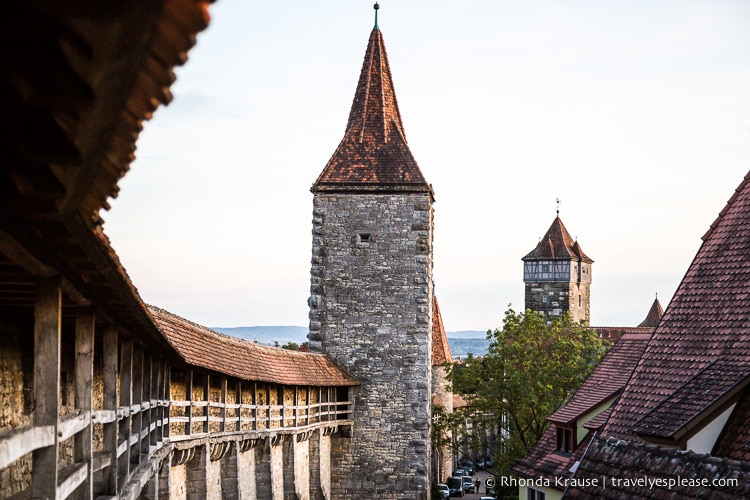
left=104, top=0, right=750, bottom=331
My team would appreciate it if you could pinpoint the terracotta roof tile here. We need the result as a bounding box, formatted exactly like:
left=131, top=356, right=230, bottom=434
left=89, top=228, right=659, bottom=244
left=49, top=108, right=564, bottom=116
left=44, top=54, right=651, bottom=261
left=523, top=216, right=592, bottom=263
left=631, top=361, right=750, bottom=441
left=432, top=297, right=453, bottom=365
left=453, top=394, right=469, bottom=409
left=312, top=28, right=429, bottom=194
left=149, top=306, right=360, bottom=387
left=568, top=170, right=750, bottom=496
left=548, top=333, right=650, bottom=426
left=637, top=296, right=664, bottom=328
left=512, top=333, right=649, bottom=482
left=601, top=171, right=750, bottom=442
left=567, top=437, right=750, bottom=499
left=582, top=406, right=612, bottom=431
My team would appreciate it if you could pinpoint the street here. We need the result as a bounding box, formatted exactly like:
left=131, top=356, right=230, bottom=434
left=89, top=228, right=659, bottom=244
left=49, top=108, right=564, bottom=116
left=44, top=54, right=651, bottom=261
left=450, top=469, right=495, bottom=499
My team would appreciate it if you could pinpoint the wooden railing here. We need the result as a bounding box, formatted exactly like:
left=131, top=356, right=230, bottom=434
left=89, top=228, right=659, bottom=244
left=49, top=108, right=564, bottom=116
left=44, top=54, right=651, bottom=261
left=0, top=388, right=352, bottom=499
left=168, top=398, right=353, bottom=441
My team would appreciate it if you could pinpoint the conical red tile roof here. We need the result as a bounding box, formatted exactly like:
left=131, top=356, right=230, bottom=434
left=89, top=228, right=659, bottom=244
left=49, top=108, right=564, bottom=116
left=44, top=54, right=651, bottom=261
left=523, top=216, right=592, bottom=262
left=312, top=28, right=429, bottom=194
left=637, top=296, right=664, bottom=328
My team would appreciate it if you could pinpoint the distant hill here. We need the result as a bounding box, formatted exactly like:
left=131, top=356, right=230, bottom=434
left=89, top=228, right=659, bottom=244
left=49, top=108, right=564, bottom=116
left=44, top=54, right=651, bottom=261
left=448, top=337, right=490, bottom=359
left=212, top=326, right=490, bottom=357
left=211, top=326, right=308, bottom=346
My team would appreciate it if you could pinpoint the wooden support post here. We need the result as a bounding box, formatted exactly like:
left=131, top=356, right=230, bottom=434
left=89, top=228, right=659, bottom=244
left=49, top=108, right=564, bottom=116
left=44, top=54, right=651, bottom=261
left=164, top=361, right=171, bottom=438
left=74, top=308, right=95, bottom=500
left=118, top=337, right=133, bottom=483
left=320, top=387, right=324, bottom=421
left=293, top=386, right=298, bottom=428
left=236, top=381, right=242, bottom=431
left=185, top=370, right=193, bottom=436
left=131, top=345, right=144, bottom=464
left=220, top=377, right=227, bottom=433
left=306, top=387, right=311, bottom=426
left=153, top=357, right=162, bottom=444
left=203, top=374, right=210, bottom=434
left=266, top=385, right=272, bottom=429
left=252, top=382, right=258, bottom=431
left=102, top=326, right=119, bottom=495
left=31, top=276, right=61, bottom=499
left=142, top=354, right=153, bottom=455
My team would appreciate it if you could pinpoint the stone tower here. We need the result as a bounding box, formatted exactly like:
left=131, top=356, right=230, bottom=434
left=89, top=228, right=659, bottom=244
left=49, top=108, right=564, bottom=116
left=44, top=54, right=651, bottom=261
left=307, top=8, right=434, bottom=499
left=522, top=216, right=593, bottom=323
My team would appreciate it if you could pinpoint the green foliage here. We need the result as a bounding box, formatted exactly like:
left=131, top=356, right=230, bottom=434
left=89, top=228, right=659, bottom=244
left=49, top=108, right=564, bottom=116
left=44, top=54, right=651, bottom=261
left=281, top=341, right=299, bottom=350
left=448, top=307, right=608, bottom=476
left=448, top=352, right=485, bottom=394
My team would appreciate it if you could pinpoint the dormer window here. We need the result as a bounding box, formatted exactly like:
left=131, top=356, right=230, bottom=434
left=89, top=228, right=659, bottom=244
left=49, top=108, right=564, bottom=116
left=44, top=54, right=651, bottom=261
left=556, top=426, right=574, bottom=454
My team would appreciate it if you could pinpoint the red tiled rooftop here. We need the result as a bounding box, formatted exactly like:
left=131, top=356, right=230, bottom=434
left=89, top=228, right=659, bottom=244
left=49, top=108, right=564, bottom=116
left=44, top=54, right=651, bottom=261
left=432, top=297, right=454, bottom=366
left=548, top=332, right=651, bottom=425
left=567, top=437, right=750, bottom=499
left=602, top=171, right=750, bottom=442
left=312, top=28, right=429, bottom=194
left=637, top=296, right=664, bottom=328
left=513, top=333, right=649, bottom=483
left=523, top=216, right=592, bottom=262
left=568, top=170, right=750, bottom=497
left=631, top=361, right=750, bottom=442
left=149, top=306, right=360, bottom=387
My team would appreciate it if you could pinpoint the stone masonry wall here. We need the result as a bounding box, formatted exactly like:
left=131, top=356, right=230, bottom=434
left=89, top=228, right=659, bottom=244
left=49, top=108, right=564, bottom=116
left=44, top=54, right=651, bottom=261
left=309, top=192, right=434, bottom=498
left=525, top=281, right=591, bottom=324
left=0, top=322, right=31, bottom=497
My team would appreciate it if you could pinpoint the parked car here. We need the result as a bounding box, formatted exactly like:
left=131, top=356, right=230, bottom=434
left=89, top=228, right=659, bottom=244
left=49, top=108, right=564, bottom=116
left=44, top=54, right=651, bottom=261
left=462, top=475, right=475, bottom=493
left=451, top=468, right=466, bottom=478
left=435, top=484, right=450, bottom=499
left=459, top=460, right=475, bottom=475
left=446, top=476, right=464, bottom=497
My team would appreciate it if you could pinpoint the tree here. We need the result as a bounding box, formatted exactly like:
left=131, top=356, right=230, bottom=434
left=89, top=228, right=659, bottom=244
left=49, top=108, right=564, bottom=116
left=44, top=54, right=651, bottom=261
left=449, top=307, right=608, bottom=478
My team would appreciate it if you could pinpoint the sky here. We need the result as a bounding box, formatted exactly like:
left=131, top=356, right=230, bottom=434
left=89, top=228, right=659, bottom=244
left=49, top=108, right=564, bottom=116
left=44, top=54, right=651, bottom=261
left=104, top=0, right=750, bottom=332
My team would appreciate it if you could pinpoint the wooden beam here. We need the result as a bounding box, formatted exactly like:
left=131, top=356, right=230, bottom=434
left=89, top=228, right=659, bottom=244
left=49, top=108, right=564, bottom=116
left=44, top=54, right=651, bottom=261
left=203, top=373, right=210, bottom=434
left=31, top=276, right=61, bottom=499
left=74, top=308, right=95, bottom=499
left=102, top=326, right=119, bottom=495
left=220, top=377, right=227, bottom=433
left=164, top=361, right=171, bottom=439
left=0, top=425, right=55, bottom=470
left=252, top=381, right=257, bottom=431
left=131, top=345, right=144, bottom=464
left=118, top=337, right=133, bottom=484
left=0, top=230, right=55, bottom=276
left=293, top=386, right=298, bottom=428
left=142, top=354, right=153, bottom=454
left=185, top=370, right=193, bottom=436
left=153, top=358, right=163, bottom=444
left=236, top=381, right=242, bottom=432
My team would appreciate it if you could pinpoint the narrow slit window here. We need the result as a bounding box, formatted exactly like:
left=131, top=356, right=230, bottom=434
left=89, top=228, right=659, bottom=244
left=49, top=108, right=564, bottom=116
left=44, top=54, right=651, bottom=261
left=358, top=232, right=371, bottom=244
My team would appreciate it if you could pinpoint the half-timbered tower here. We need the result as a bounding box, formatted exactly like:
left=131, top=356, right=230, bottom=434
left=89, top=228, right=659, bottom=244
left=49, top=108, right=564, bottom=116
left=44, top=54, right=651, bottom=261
left=308, top=7, right=435, bottom=498
left=523, top=216, right=593, bottom=323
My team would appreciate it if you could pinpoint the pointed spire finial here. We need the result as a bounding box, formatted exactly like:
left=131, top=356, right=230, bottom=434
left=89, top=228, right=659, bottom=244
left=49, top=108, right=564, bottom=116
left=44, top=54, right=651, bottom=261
left=556, top=197, right=561, bottom=216
left=374, top=3, right=380, bottom=29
